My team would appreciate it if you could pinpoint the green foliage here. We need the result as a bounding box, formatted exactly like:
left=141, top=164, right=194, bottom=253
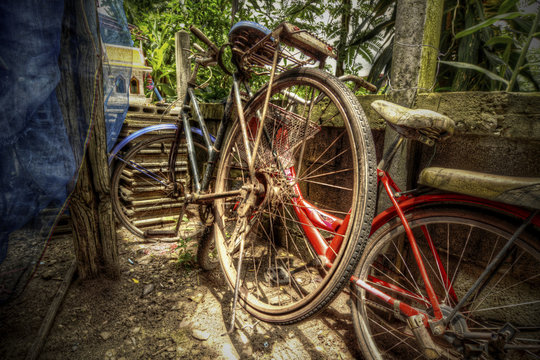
left=123, top=0, right=396, bottom=100
left=440, top=60, right=509, bottom=85
left=176, top=237, right=195, bottom=268
left=439, top=0, right=539, bottom=92
left=124, top=0, right=236, bottom=102
left=454, top=11, right=524, bottom=38
left=123, top=0, right=538, bottom=99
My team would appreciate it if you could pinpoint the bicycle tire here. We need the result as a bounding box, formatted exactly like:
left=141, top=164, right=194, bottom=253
left=213, top=67, right=377, bottom=324
left=197, top=226, right=219, bottom=271
left=351, top=204, right=540, bottom=359
left=111, top=133, right=207, bottom=238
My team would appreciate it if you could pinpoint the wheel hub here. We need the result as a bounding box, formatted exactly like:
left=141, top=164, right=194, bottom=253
left=430, top=305, right=470, bottom=355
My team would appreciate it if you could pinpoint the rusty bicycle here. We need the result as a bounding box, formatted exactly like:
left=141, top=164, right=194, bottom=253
left=108, top=21, right=377, bottom=326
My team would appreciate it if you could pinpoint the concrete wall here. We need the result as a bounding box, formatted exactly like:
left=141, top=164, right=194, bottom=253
left=356, top=92, right=540, bottom=179
left=126, top=91, right=540, bottom=180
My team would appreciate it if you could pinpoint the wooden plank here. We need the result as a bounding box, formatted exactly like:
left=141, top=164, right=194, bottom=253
left=25, top=260, right=77, bottom=360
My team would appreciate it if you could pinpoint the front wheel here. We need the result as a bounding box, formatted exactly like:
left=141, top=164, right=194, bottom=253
left=213, top=67, right=377, bottom=324
left=352, top=205, right=540, bottom=359
left=111, top=134, right=207, bottom=238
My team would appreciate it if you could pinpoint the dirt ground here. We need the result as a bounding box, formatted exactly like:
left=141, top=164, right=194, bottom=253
left=0, top=226, right=364, bottom=360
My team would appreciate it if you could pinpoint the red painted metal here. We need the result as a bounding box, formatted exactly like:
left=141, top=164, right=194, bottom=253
left=286, top=167, right=343, bottom=232
left=422, top=225, right=459, bottom=304
left=367, top=275, right=431, bottom=306
left=380, top=173, right=443, bottom=320
left=352, top=275, right=425, bottom=320
left=291, top=197, right=329, bottom=263
left=370, top=192, right=540, bottom=236
left=326, top=211, right=350, bottom=262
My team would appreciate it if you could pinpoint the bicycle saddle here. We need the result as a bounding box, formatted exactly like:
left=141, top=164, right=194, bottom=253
left=371, top=100, right=455, bottom=146
left=419, top=167, right=540, bottom=210
left=229, top=21, right=275, bottom=68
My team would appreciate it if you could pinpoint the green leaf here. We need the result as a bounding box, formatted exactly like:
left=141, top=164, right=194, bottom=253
left=456, top=12, right=526, bottom=38
left=497, top=0, right=519, bottom=15
left=485, top=35, right=514, bottom=47
left=440, top=60, right=509, bottom=85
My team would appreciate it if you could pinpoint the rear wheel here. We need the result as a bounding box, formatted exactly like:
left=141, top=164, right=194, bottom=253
left=111, top=134, right=207, bottom=238
left=213, top=67, right=377, bottom=324
left=352, top=205, right=540, bottom=359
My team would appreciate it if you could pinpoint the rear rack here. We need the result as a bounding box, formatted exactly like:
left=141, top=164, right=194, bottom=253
left=279, top=22, right=336, bottom=61
left=231, top=22, right=336, bottom=74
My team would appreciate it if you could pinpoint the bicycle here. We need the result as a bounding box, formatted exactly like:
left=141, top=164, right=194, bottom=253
left=108, top=21, right=378, bottom=325
left=350, top=99, right=540, bottom=359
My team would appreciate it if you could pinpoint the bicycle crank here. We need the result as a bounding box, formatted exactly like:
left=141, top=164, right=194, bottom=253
left=408, top=315, right=442, bottom=359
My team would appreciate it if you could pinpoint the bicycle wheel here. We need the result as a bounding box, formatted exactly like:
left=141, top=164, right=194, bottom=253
left=197, top=226, right=219, bottom=271
left=213, top=67, right=377, bottom=324
left=352, top=205, right=540, bottom=359
left=111, top=133, right=207, bottom=238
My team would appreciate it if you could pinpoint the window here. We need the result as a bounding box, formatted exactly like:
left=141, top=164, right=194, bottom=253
left=130, top=77, right=139, bottom=94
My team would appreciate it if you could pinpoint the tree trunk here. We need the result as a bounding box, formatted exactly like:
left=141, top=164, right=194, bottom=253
left=378, top=0, right=444, bottom=211
left=56, top=0, right=118, bottom=279
left=335, top=0, right=352, bottom=77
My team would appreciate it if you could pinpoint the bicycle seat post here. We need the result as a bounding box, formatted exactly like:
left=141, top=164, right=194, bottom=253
left=377, top=134, right=405, bottom=172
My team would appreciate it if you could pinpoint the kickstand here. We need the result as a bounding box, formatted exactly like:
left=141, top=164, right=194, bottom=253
left=174, top=202, right=187, bottom=235
left=227, top=219, right=247, bottom=334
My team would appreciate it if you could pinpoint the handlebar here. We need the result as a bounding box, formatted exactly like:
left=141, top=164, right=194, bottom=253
left=338, top=75, right=377, bottom=93
left=189, top=25, right=220, bottom=55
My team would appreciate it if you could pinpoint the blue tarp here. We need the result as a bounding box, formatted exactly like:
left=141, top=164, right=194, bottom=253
left=99, top=2, right=133, bottom=151
left=0, top=0, right=131, bottom=302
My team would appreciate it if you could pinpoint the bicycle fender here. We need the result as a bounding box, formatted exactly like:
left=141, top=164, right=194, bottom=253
left=370, top=193, right=540, bottom=235
left=107, top=124, right=215, bottom=165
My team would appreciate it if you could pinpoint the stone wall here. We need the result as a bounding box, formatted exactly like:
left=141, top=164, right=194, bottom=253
left=356, top=92, right=540, bottom=179
left=124, top=91, right=540, bottom=184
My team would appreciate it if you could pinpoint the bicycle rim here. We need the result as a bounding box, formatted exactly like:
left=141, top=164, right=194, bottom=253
left=214, top=67, right=376, bottom=324
left=111, top=134, right=206, bottom=238
left=352, top=205, right=540, bottom=359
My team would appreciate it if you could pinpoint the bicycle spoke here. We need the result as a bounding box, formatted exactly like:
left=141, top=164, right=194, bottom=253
left=214, top=67, right=375, bottom=324
left=297, top=167, right=353, bottom=182
left=298, top=130, right=346, bottom=180
left=352, top=208, right=540, bottom=359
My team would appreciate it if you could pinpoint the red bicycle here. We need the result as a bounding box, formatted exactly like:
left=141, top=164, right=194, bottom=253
left=350, top=100, right=540, bottom=359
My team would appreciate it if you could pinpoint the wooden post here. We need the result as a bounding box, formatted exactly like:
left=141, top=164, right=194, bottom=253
left=57, top=0, right=118, bottom=279
left=378, top=0, right=444, bottom=210
left=175, top=30, right=191, bottom=101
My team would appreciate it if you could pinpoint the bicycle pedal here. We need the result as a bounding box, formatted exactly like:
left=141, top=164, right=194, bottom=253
left=407, top=315, right=442, bottom=359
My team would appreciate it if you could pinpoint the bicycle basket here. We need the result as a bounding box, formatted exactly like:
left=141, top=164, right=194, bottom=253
left=238, top=103, right=321, bottom=169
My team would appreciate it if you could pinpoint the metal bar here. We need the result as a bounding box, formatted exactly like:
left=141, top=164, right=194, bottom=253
left=377, top=135, right=405, bottom=172
left=368, top=275, right=431, bottom=305
left=295, top=84, right=316, bottom=179
left=352, top=276, right=423, bottom=319
left=380, top=172, right=443, bottom=320
left=422, top=225, right=459, bottom=304
left=291, top=198, right=330, bottom=265
left=187, top=87, right=213, bottom=153
left=444, top=210, right=538, bottom=326
left=189, top=189, right=243, bottom=202
left=248, top=40, right=281, bottom=175
left=182, top=110, right=201, bottom=192
left=232, top=74, right=254, bottom=182
left=200, top=90, right=234, bottom=191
